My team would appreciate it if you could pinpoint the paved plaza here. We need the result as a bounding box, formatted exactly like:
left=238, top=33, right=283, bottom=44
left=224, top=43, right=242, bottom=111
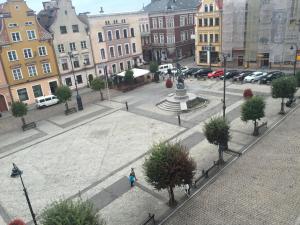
left=0, top=77, right=298, bottom=225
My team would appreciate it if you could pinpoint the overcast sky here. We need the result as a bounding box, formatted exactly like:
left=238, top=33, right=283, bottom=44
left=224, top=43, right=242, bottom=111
left=0, top=0, right=151, bottom=14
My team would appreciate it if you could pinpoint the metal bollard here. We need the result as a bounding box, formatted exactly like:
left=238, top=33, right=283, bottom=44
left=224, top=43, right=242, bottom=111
left=177, top=114, right=181, bottom=126
left=125, top=101, right=128, bottom=111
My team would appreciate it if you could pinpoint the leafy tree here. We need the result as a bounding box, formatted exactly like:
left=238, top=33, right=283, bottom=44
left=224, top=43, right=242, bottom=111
left=124, top=69, right=134, bottom=84
left=40, top=199, right=106, bottom=225
left=11, top=101, right=28, bottom=126
left=143, top=141, right=196, bottom=206
left=149, top=61, right=158, bottom=74
left=9, top=219, right=26, bottom=225
left=91, top=78, right=105, bottom=101
left=296, top=71, right=300, bottom=87
left=271, top=76, right=297, bottom=114
left=241, top=96, right=266, bottom=136
left=55, top=86, right=72, bottom=111
left=203, top=117, right=230, bottom=164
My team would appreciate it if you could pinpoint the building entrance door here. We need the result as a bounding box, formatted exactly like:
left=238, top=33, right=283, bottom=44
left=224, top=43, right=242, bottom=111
left=0, top=94, right=8, bottom=112
left=49, top=81, right=58, bottom=95
left=238, top=56, right=244, bottom=67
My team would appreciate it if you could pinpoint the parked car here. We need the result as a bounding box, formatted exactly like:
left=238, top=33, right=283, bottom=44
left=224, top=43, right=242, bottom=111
left=244, top=71, right=266, bottom=83
left=35, top=95, right=59, bottom=109
left=182, top=67, right=199, bottom=77
left=232, top=71, right=254, bottom=82
left=220, top=70, right=240, bottom=80
left=158, top=64, right=174, bottom=74
left=179, top=66, right=189, bottom=74
left=260, top=71, right=284, bottom=84
left=207, top=69, right=224, bottom=78
left=193, top=68, right=212, bottom=78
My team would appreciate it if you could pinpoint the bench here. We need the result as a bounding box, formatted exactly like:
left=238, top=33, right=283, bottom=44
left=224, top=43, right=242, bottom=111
left=22, top=122, right=36, bottom=131
left=140, top=213, right=155, bottom=225
left=254, top=121, right=267, bottom=136
left=65, top=107, right=77, bottom=115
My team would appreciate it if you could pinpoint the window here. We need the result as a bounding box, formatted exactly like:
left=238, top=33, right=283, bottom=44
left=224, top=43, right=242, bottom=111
left=112, top=64, right=117, bottom=74
left=65, top=77, right=72, bottom=86
left=125, top=44, right=130, bottom=54
left=215, top=34, right=219, bottom=42
left=127, top=60, right=131, bottom=69
left=167, top=35, right=175, bottom=44
left=100, top=49, right=106, bottom=59
left=7, top=50, right=18, bottom=61
left=159, top=34, right=164, bottom=44
left=76, top=75, right=83, bottom=84
left=61, top=58, right=68, bottom=70
left=204, top=34, right=208, bottom=42
left=83, top=55, right=90, bottom=65
left=38, top=46, right=47, bottom=56
left=32, top=85, right=43, bottom=98
left=142, top=24, right=145, bottom=32
left=26, top=30, right=36, bottom=40
left=209, top=18, right=214, bottom=26
left=132, top=43, right=136, bottom=53
left=166, top=17, right=174, bottom=28
left=98, top=32, right=103, bottom=42
left=215, top=18, right=220, bottom=26
left=58, top=44, right=65, bottom=53
left=199, top=34, right=203, bottom=42
left=17, top=88, right=28, bottom=101
left=81, top=41, right=87, bottom=49
left=131, top=28, right=135, bottom=37
left=109, top=46, right=115, bottom=58
left=23, top=48, right=33, bottom=59
left=123, top=29, right=128, bottom=38
left=69, top=42, right=76, bottom=51
left=153, top=34, right=159, bottom=43
left=189, top=14, right=194, bottom=25
left=72, top=25, right=79, bottom=33
left=60, top=26, right=67, bottom=34
left=152, top=18, right=157, bottom=29
left=27, top=65, right=37, bottom=77
left=25, top=21, right=33, bottom=26
left=180, top=16, right=186, bottom=26
left=210, top=34, right=213, bottom=43
left=204, top=18, right=208, bottom=26
left=8, top=23, right=18, bottom=28
left=180, top=31, right=185, bottom=41
left=146, top=24, right=149, bottom=31
left=73, top=56, right=80, bottom=68
left=11, top=32, right=21, bottom=42
left=204, top=4, right=208, bottom=12
left=120, top=62, right=124, bottom=71
left=12, top=68, right=23, bottom=80
left=158, top=17, right=163, bottom=28
left=107, top=31, right=112, bottom=41
left=42, top=63, right=51, bottom=74
left=116, top=30, right=120, bottom=39
left=209, top=4, right=214, bottom=12
left=117, top=45, right=122, bottom=56
left=121, top=19, right=126, bottom=23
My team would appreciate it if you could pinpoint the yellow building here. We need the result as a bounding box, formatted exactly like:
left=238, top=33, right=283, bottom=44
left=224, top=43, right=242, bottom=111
left=0, top=0, right=60, bottom=105
left=195, top=0, right=223, bottom=67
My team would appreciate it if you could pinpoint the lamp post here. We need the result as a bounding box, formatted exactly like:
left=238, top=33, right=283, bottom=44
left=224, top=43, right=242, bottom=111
left=290, top=44, right=298, bottom=76
left=11, top=163, right=38, bottom=225
left=68, top=52, right=83, bottom=110
left=208, top=43, right=212, bottom=69
left=221, top=53, right=230, bottom=120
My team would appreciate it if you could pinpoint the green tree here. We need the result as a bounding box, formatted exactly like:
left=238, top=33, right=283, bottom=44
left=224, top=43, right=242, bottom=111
left=55, top=86, right=72, bottom=111
left=241, top=96, right=266, bottom=136
left=203, top=117, right=230, bottom=164
left=40, top=199, right=106, bottom=225
left=11, top=101, right=28, bottom=126
left=124, top=69, right=134, bottom=84
left=149, top=61, right=158, bottom=74
left=143, top=141, right=196, bottom=206
left=91, top=78, right=105, bottom=101
left=296, top=71, right=300, bottom=87
left=271, top=76, right=297, bottom=114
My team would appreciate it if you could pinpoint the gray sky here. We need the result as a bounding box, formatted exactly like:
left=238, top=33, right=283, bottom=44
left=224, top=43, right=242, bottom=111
left=0, top=0, right=151, bottom=14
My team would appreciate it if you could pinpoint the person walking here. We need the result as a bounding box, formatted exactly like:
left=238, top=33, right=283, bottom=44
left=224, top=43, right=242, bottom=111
left=129, top=168, right=137, bottom=187
left=184, top=183, right=190, bottom=197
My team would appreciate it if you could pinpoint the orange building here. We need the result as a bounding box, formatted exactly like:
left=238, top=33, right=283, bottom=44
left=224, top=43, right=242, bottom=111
left=0, top=0, right=60, bottom=105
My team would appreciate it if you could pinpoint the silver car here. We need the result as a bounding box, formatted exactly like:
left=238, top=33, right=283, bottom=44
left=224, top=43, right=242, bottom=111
left=244, top=71, right=265, bottom=83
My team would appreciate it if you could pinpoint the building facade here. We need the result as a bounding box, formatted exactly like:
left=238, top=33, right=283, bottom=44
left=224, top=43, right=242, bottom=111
left=144, top=0, right=199, bottom=63
left=0, top=0, right=60, bottom=105
left=38, top=0, right=96, bottom=89
left=0, top=59, right=11, bottom=111
left=139, top=16, right=152, bottom=62
left=84, top=12, right=145, bottom=77
left=195, top=0, right=223, bottom=67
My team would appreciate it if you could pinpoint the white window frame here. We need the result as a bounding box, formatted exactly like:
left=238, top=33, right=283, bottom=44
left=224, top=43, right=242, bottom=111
left=117, top=44, right=123, bottom=57
left=124, top=43, right=130, bottom=55
left=152, top=18, right=157, bottom=29
left=26, top=30, right=36, bottom=40
left=38, top=46, right=47, bottom=56
left=153, top=34, right=159, bottom=44
left=81, top=41, right=87, bottom=49
left=7, top=50, right=18, bottom=61
left=159, top=34, right=164, bottom=44
left=58, top=44, right=65, bottom=53
left=109, top=46, right=115, bottom=58
left=42, top=63, right=51, bottom=74
left=132, top=43, right=136, bottom=53
left=69, top=42, right=76, bottom=51
left=180, top=16, right=186, bottom=27
left=27, top=65, right=38, bottom=77
left=158, top=17, right=163, bottom=28
left=100, top=48, right=106, bottom=60
left=115, top=29, right=121, bottom=39
left=23, top=48, right=33, bottom=59
left=11, top=32, right=21, bottom=42
left=12, top=68, right=23, bottom=80
left=107, top=30, right=113, bottom=41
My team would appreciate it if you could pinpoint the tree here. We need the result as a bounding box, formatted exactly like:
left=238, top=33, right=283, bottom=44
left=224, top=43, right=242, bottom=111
left=11, top=101, right=28, bottom=126
left=9, top=219, right=26, bottom=225
left=40, top=199, right=106, bottom=225
left=124, top=69, right=134, bottom=84
left=241, top=96, right=266, bottom=136
left=149, top=61, right=158, bottom=74
left=203, top=117, right=230, bottom=164
left=271, top=76, right=297, bottom=114
left=91, top=78, right=105, bottom=101
left=55, top=86, right=72, bottom=111
left=143, top=141, right=196, bottom=206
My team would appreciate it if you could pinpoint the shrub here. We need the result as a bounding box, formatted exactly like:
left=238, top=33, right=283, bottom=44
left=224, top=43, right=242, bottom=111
left=55, top=85, right=72, bottom=111
left=9, top=219, right=26, bottom=225
left=124, top=69, right=134, bottom=84
left=91, top=78, right=105, bottom=101
left=243, top=88, right=253, bottom=99
left=11, top=101, right=28, bottom=126
left=165, top=78, right=173, bottom=88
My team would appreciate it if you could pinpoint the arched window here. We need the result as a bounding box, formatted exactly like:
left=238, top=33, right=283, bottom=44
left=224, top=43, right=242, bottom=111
left=204, top=4, right=208, bottom=12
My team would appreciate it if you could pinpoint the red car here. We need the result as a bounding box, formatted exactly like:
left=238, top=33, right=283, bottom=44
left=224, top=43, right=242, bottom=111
left=207, top=69, right=224, bottom=78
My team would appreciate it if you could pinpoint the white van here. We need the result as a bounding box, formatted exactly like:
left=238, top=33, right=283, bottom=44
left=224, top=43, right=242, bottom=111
left=158, top=64, right=174, bottom=74
left=35, top=95, right=59, bottom=109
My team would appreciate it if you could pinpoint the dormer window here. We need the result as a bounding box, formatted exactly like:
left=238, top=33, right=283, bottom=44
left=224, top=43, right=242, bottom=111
left=8, top=23, right=18, bottom=28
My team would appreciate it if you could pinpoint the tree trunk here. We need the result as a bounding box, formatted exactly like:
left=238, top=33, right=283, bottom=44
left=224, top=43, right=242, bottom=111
left=65, top=102, right=69, bottom=111
left=218, top=145, right=225, bottom=164
left=168, top=186, right=176, bottom=206
left=280, top=98, right=285, bottom=114
left=253, top=119, right=259, bottom=136
left=21, top=117, right=26, bottom=126
left=100, top=90, right=104, bottom=101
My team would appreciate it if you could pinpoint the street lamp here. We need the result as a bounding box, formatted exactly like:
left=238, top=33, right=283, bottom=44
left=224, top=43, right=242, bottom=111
left=221, top=53, right=230, bottom=120
left=208, top=43, right=212, bottom=69
left=11, top=163, right=38, bottom=225
left=290, top=44, right=298, bottom=76
left=68, top=52, right=83, bottom=111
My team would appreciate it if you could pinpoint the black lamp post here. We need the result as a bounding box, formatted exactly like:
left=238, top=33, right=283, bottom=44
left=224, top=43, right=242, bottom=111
left=221, top=53, right=230, bottom=120
left=290, top=44, right=298, bottom=76
left=11, top=163, right=38, bottom=225
left=68, top=52, right=83, bottom=111
left=208, top=43, right=212, bottom=69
